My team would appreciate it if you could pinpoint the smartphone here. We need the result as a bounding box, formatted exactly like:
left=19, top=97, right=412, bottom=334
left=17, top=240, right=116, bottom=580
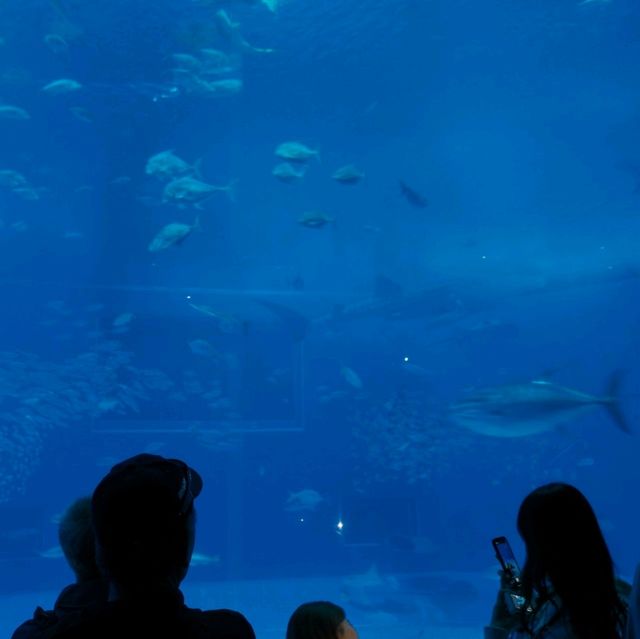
left=492, top=536, right=527, bottom=613
left=492, top=536, right=521, bottom=580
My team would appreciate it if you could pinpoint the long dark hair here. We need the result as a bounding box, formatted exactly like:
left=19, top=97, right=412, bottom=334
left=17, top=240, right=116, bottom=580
left=286, top=601, right=346, bottom=639
left=517, top=483, right=625, bottom=639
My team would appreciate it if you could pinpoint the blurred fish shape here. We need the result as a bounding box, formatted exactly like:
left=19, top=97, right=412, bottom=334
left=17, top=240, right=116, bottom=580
left=13, top=187, right=40, bottom=201
left=198, top=78, right=243, bottom=96
left=163, top=176, right=236, bottom=207
left=188, top=339, right=219, bottom=357
left=332, top=165, right=364, bottom=185
left=285, top=489, right=324, bottom=512
left=42, top=78, right=82, bottom=94
left=0, top=105, right=30, bottom=120
left=199, top=48, right=238, bottom=75
left=273, top=162, right=306, bottom=183
left=298, top=211, right=334, bottom=228
left=146, top=150, right=202, bottom=181
left=341, top=366, right=363, bottom=389
left=399, top=180, right=428, bottom=208
left=0, top=170, right=28, bottom=189
left=449, top=372, right=630, bottom=437
left=170, top=53, right=203, bottom=72
left=112, top=312, right=134, bottom=328
left=275, top=141, right=319, bottom=163
left=190, top=552, right=220, bottom=567
left=40, top=545, right=64, bottom=559
left=43, top=33, right=69, bottom=54
left=69, top=106, right=93, bottom=123
left=148, top=218, right=200, bottom=252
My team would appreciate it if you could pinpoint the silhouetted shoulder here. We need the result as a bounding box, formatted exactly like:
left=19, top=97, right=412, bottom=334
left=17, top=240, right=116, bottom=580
left=195, top=609, right=256, bottom=638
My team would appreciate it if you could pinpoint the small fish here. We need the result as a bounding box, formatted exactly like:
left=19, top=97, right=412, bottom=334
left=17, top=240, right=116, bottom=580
left=200, top=78, right=243, bottom=96
left=188, top=339, right=219, bottom=357
left=298, top=211, right=334, bottom=229
left=43, top=33, right=68, bottom=54
left=42, top=78, right=82, bottom=94
left=0, top=105, right=30, bottom=120
left=146, top=150, right=202, bottom=181
left=0, top=170, right=28, bottom=189
left=148, top=217, right=200, bottom=252
left=332, top=165, right=364, bottom=185
left=40, top=545, right=65, bottom=559
left=341, top=365, right=363, bottom=389
left=163, top=176, right=235, bottom=207
left=399, top=180, right=428, bottom=208
left=13, top=187, right=40, bottom=201
left=199, top=49, right=236, bottom=74
left=275, top=141, right=319, bottom=163
left=190, top=552, right=220, bottom=567
left=69, top=106, right=93, bottom=123
left=170, top=53, right=203, bottom=72
left=112, top=312, right=134, bottom=327
left=272, top=162, right=306, bottom=183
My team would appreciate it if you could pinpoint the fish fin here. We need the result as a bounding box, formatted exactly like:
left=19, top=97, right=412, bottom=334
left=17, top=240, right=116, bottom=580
left=193, top=158, right=204, bottom=179
left=604, top=370, right=631, bottom=434
left=225, top=178, right=239, bottom=203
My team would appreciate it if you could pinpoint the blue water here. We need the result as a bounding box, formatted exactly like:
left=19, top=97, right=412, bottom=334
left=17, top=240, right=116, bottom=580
left=1, top=0, right=640, bottom=635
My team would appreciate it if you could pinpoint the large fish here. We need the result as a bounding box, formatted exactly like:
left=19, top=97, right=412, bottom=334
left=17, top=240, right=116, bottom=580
left=450, top=373, right=630, bottom=437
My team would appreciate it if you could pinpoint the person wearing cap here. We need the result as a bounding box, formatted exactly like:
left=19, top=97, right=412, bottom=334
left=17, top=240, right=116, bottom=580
left=11, top=454, right=255, bottom=639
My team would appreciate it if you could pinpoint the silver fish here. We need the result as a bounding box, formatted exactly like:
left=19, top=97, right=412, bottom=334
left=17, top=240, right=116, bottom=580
left=42, top=78, right=82, bottom=94
left=332, top=164, right=364, bottom=184
left=163, top=176, right=235, bottom=207
left=148, top=218, right=200, bottom=252
left=146, top=150, right=201, bottom=181
left=449, top=373, right=629, bottom=437
left=275, top=141, right=319, bottom=163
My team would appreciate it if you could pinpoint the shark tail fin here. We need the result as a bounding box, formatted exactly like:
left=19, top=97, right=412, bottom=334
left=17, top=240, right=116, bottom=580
left=604, top=370, right=631, bottom=434
left=225, top=178, right=239, bottom=203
